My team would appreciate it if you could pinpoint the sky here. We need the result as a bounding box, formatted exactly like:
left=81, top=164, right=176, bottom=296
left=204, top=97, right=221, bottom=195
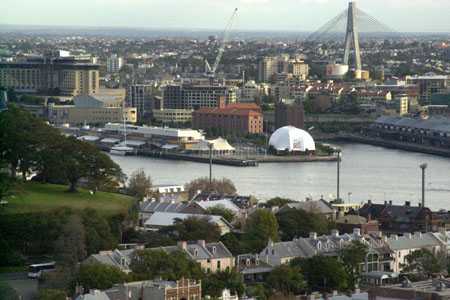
left=1, top=0, right=449, bottom=33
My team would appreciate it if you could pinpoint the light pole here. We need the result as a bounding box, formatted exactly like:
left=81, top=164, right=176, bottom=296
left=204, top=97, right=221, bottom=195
left=208, top=142, right=213, bottom=185
left=420, top=163, right=427, bottom=208
left=336, top=149, right=341, bottom=202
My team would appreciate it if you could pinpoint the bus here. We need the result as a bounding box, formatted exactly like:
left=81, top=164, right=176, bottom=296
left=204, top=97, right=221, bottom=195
left=27, top=262, right=56, bottom=279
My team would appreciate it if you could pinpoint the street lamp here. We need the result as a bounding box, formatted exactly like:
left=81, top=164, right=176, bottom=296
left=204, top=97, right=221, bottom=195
left=420, top=163, right=427, bottom=208
left=336, top=149, right=342, bottom=202
left=208, top=142, right=214, bottom=185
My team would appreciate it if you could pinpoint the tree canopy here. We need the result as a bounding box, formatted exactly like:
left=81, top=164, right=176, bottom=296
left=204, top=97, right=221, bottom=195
left=160, top=216, right=222, bottom=242
left=276, top=208, right=330, bottom=241
left=244, top=209, right=279, bottom=252
left=127, top=168, right=152, bottom=200
left=185, top=177, right=237, bottom=199
left=293, top=256, right=349, bottom=293
left=266, top=264, right=306, bottom=296
left=77, top=263, right=129, bottom=291
left=130, top=249, right=203, bottom=281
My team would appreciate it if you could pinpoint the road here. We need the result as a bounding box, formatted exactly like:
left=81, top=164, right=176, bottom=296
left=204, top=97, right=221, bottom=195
left=0, top=273, right=38, bottom=300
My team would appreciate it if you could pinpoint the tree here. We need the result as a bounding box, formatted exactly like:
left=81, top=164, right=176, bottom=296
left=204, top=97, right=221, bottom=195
left=161, top=217, right=222, bottom=242
left=293, top=256, right=349, bottom=293
left=203, top=270, right=245, bottom=298
left=402, top=249, right=446, bottom=278
left=185, top=177, right=237, bottom=199
left=127, top=168, right=152, bottom=200
left=77, top=264, right=128, bottom=290
left=264, top=197, right=295, bottom=208
left=206, top=205, right=235, bottom=223
left=85, top=149, right=124, bottom=193
left=340, top=241, right=368, bottom=288
left=276, top=208, right=330, bottom=241
left=54, top=215, right=87, bottom=270
left=244, top=210, right=279, bottom=252
left=266, top=265, right=306, bottom=296
left=81, top=208, right=117, bottom=255
left=130, top=249, right=203, bottom=281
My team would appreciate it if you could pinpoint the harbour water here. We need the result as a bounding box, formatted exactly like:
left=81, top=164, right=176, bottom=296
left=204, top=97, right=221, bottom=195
left=110, top=143, right=450, bottom=210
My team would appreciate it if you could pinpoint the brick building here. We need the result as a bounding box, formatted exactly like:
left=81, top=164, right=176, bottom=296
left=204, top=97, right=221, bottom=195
left=192, top=103, right=263, bottom=135
left=275, top=99, right=305, bottom=129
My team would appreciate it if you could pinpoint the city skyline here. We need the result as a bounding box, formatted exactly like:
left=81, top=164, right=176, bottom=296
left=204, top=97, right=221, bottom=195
left=1, top=0, right=450, bottom=33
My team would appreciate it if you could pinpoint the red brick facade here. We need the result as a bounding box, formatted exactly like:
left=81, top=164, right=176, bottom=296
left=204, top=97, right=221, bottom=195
left=192, top=103, right=263, bottom=135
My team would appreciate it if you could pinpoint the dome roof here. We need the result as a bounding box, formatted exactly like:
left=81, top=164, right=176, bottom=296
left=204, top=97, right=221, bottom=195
left=269, top=126, right=316, bottom=152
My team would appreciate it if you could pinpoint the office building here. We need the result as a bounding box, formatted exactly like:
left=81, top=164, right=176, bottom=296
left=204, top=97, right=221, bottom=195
left=152, top=108, right=193, bottom=124
left=0, top=51, right=99, bottom=96
left=127, top=84, right=154, bottom=122
left=406, top=75, right=450, bottom=105
left=240, top=80, right=264, bottom=103
left=257, top=56, right=309, bottom=83
left=192, top=103, right=263, bottom=135
left=106, top=54, right=124, bottom=73
left=275, top=99, right=305, bottom=129
left=162, top=83, right=237, bottom=110
left=48, top=94, right=136, bottom=125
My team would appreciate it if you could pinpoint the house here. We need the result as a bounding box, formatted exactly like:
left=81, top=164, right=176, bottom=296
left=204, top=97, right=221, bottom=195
left=237, top=254, right=274, bottom=283
left=75, top=290, right=110, bottom=300
left=369, top=278, right=450, bottom=300
left=104, top=278, right=201, bottom=300
left=138, top=200, right=203, bottom=225
left=84, top=240, right=235, bottom=274
left=149, top=184, right=186, bottom=202
left=385, top=232, right=443, bottom=272
left=83, top=248, right=136, bottom=273
left=143, top=212, right=233, bottom=235
left=358, top=200, right=439, bottom=234
left=259, top=229, right=394, bottom=274
left=277, top=198, right=336, bottom=220
left=335, top=214, right=380, bottom=235
left=153, top=240, right=235, bottom=273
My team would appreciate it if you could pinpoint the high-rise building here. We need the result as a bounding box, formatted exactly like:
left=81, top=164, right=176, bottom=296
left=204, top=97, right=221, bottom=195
left=257, top=56, right=309, bottom=83
left=127, top=84, right=154, bottom=122
left=162, top=83, right=237, bottom=110
left=257, top=57, right=276, bottom=82
left=106, top=54, right=124, bottom=73
left=275, top=99, right=305, bottom=130
left=0, top=52, right=99, bottom=96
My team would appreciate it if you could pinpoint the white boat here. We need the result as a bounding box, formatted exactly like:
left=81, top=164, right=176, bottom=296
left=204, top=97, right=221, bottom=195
left=110, top=145, right=134, bottom=156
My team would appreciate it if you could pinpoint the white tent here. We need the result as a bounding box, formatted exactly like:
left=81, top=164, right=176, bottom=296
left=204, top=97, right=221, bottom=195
left=190, top=137, right=235, bottom=153
left=269, top=126, right=316, bottom=152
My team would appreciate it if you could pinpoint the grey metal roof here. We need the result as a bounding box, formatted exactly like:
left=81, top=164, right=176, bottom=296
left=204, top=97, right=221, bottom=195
left=139, top=200, right=189, bottom=214
left=386, top=232, right=441, bottom=250
left=375, top=116, right=450, bottom=134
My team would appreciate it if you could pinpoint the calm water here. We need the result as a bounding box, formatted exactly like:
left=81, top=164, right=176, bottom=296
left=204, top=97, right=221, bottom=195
left=110, top=143, right=450, bottom=210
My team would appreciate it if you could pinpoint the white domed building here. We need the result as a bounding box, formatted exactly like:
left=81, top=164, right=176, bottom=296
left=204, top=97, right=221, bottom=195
left=269, top=126, right=316, bottom=154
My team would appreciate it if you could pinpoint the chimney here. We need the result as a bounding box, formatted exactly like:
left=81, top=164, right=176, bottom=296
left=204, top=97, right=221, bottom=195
left=384, top=201, right=388, bottom=205
left=389, top=200, right=393, bottom=205
left=197, top=240, right=206, bottom=248
left=309, top=232, right=317, bottom=240
left=367, top=200, right=372, bottom=205
left=331, top=229, right=339, bottom=237
left=405, top=201, right=411, bottom=207
left=178, top=241, right=188, bottom=250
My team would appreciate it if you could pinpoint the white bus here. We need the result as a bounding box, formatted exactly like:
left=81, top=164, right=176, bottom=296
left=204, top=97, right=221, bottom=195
left=27, top=262, right=56, bottom=279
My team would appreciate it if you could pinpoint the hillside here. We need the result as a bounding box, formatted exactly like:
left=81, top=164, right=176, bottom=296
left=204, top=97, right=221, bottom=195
left=0, top=182, right=135, bottom=216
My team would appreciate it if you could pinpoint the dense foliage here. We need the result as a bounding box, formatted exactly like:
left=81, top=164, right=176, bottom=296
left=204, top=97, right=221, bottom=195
left=185, top=177, right=237, bottom=199
left=276, top=208, right=331, bottom=241
left=77, top=264, right=129, bottom=290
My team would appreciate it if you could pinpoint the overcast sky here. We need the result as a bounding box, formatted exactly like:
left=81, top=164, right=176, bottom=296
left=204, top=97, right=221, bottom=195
left=1, top=0, right=449, bottom=33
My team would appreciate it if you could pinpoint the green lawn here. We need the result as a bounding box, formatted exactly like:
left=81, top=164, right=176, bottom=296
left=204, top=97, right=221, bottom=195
left=0, top=182, right=135, bottom=216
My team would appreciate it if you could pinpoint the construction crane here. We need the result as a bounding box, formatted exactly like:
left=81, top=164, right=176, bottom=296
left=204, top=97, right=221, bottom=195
left=205, top=8, right=238, bottom=79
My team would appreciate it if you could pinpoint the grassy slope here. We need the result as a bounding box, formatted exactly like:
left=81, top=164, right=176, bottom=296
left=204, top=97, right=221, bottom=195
left=0, top=182, right=134, bottom=216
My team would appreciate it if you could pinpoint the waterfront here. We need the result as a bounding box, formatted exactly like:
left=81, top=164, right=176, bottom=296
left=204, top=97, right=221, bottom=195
left=110, top=143, right=450, bottom=210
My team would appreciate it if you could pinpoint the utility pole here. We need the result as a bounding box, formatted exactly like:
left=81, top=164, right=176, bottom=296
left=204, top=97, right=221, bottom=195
left=336, top=149, right=341, bottom=201
left=209, top=142, right=213, bottom=185
left=420, top=163, right=427, bottom=208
